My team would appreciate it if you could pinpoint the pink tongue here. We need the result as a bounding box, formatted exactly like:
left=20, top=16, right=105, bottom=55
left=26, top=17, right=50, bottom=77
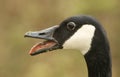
left=29, top=41, right=56, bottom=55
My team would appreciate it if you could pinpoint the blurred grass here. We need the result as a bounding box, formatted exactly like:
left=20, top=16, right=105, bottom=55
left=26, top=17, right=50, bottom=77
left=24, top=50, right=88, bottom=77
left=0, top=0, right=120, bottom=77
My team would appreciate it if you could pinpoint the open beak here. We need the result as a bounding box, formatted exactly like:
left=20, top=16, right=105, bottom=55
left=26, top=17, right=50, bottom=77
left=24, top=25, right=62, bottom=56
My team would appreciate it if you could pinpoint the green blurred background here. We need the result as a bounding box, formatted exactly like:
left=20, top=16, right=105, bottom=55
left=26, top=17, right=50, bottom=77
left=0, top=0, right=120, bottom=77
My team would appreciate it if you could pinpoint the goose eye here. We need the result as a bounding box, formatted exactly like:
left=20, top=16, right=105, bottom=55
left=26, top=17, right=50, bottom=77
left=67, top=22, right=76, bottom=30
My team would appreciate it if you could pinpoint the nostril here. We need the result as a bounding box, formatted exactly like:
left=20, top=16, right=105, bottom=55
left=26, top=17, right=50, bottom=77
left=39, top=33, right=46, bottom=35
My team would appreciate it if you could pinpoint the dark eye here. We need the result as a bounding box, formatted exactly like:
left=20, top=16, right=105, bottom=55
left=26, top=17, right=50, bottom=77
left=67, top=22, right=76, bottom=31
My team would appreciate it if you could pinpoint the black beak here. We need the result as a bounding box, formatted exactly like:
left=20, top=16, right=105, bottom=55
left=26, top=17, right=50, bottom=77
left=24, top=25, right=58, bottom=41
left=24, top=25, right=62, bottom=56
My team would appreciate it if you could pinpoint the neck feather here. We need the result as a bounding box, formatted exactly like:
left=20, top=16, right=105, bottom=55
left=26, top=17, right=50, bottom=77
left=84, top=29, right=112, bottom=77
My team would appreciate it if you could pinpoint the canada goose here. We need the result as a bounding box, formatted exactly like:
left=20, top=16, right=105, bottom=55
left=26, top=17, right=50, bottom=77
left=24, top=15, right=112, bottom=77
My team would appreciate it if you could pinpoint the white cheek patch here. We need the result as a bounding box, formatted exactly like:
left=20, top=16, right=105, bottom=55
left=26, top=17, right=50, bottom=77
left=63, top=24, right=96, bottom=55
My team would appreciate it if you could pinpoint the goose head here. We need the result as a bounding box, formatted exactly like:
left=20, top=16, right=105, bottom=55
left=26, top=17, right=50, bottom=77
left=24, top=15, right=112, bottom=77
